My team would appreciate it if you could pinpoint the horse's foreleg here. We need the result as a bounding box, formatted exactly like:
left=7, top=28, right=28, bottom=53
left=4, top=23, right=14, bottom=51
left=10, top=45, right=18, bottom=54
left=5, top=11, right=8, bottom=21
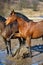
left=16, top=38, right=26, bottom=58
left=7, top=33, right=21, bottom=41
left=18, top=38, right=24, bottom=54
left=14, top=33, right=21, bottom=38
left=12, top=46, right=21, bottom=59
left=26, top=36, right=32, bottom=57
left=12, top=38, right=22, bottom=58
left=8, top=40, right=12, bottom=55
left=7, top=33, right=14, bottom=41
left=4, top=38, right=9, bottom=54
left=22, top=38, right=25, bottom=45
left=42, top=36, right=43, bottom=40
left=16, top=43, right=21, bottom=59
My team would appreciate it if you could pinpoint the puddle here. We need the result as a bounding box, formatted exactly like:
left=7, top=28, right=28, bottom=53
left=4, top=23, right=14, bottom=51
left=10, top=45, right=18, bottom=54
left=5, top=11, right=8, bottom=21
left=0, top=45, right=43, bottom=65
left=32, top=60, right=43, bottom=65
left=0, top=50, right=7, bottom=65
left=31, top=45, right=43, bottom=53
left=0, top=50, right=13, bottom=65
left=0, top=43, right=20, bottom=65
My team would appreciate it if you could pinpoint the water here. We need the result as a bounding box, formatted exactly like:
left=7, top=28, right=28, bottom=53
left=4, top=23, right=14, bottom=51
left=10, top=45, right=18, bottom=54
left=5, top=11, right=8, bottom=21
left=39, top=16, right=43, bottom=18
left=0, top=43, right=20, bottom=65
left=0, top=50, right=13, bottom=65
left=0, top=48, right=43, bottom=65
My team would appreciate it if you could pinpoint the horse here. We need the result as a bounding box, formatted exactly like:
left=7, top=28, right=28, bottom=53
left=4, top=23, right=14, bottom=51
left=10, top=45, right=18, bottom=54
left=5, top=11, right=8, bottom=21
left=0, top=15, right=24, bottom=56
left=1, top=10, right=32, bottom=56
left=5, top=10, right=43, bottom=57
left=0, top=15, right=6, bottom=33
left=0, top=15, right=23, bottom=56
left=0, top=15, right=12, bottom=55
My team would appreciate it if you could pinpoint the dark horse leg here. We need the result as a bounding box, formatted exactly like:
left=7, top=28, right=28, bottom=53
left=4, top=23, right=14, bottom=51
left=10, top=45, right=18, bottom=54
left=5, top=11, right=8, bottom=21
left=7, top=40, right=12, bottom=55
left=42, top=36, right=43, bottom=40
left=15, top=38, right=25, bottom=58
left=4, top=32, right=25, bottom=57
left=3, top=38, right=9, bottom=54
left=12, top=38, right=25, bottom=58
left=17, top=38, right=25, bottom=53
left=3, top=38, right=12, bottom=55
left=26, top=36, right=32, bottom=57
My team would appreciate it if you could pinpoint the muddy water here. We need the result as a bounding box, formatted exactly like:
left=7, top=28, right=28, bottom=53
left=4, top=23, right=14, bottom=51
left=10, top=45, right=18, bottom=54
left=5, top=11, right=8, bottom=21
left=0, top=37, right=43, bottom=65
left=0, top=50, right=31, bottom=65
left=0, top=49, right=43, bottom=65
left=0, top=50, right=13, bottom=65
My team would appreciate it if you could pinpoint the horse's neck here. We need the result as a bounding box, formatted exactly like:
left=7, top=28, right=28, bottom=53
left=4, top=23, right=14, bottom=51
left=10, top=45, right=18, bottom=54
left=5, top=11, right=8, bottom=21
left=17, top=17, right=27, bottom=26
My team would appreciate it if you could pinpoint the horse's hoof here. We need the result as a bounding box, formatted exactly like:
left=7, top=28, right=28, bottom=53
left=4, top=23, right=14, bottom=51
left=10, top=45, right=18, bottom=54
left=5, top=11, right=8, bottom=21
left=22, top=53, right=33, bottom=58
left=22, top=55, right=25, bottom=58
left=12, top=54, right=15, bottom=57
left=22, top=53, right=30, bottom=58
left=7, top=51, right=9, bottom=55
left=17, top=56, right=20, bottom=59
left=29, top=55, right=32, bottom=58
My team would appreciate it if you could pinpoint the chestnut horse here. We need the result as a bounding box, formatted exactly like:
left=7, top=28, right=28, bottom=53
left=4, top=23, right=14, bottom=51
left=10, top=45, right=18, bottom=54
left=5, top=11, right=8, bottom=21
left=2, top=10, right=33, bottom=56
left=5, top=10, right=43, bottom=57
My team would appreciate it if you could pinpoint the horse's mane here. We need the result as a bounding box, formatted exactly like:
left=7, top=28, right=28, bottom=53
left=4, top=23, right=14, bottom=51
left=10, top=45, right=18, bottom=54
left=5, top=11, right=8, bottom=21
left=15, top=12, right=32, bottom=22
left=0, top=15, right=6, bottom=22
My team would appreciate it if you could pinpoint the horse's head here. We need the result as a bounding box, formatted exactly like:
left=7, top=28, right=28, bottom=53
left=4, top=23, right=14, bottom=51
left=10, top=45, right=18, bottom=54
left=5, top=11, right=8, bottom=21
left=6, top=10, right=17, bottom=25
left=2, top=25, right=12, bottom=39
left=2, top=22, right=19, bottom=39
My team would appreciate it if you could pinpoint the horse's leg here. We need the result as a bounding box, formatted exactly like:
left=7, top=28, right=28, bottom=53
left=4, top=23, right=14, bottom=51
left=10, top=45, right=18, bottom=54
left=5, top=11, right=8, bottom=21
left=3, top=38, right=9, bottom=54
left=18, top=38, right=25, bottom=45
left=14, top=33, right=22, bottom=56
left=7, top=40, right=12, bottom=55
left=15, top=38, right=22, bottom=58
left=7, top=33, right=14, bottom=41
left=14, top=33, right=21, bottom=37
left=17, top=38, right=26, bottom=58
left=26, top=36, right=32, bottom=57
left=22, top=38, right=25, bottom=45
left=14, top=33, right=26, bottom=58
left=42, top=36, right=43, bottom=40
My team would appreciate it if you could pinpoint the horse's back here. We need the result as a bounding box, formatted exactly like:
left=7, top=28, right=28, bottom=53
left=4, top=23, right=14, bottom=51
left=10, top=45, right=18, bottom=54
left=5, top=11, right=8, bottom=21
left=31, top=21, right=43, bottom=38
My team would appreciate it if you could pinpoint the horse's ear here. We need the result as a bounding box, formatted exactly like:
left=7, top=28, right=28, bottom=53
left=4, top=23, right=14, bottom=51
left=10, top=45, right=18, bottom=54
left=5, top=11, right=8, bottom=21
left=10, top=9, right=15, bottom=15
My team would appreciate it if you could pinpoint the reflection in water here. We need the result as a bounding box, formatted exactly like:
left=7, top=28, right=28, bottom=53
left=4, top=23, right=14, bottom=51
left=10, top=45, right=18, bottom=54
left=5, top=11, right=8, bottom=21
left=0, top=50, right=12, bottom=65
left=32, top=63, right=38, bottom=65
left=0, top=44, right=19, bottom=65
left=0, top=49, right=43, bottom=65
left=0, top=49, right=32, bottom=65
left=0, top=50, right=7, bottom=59
left=0, top=50, right=7, bottom=65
